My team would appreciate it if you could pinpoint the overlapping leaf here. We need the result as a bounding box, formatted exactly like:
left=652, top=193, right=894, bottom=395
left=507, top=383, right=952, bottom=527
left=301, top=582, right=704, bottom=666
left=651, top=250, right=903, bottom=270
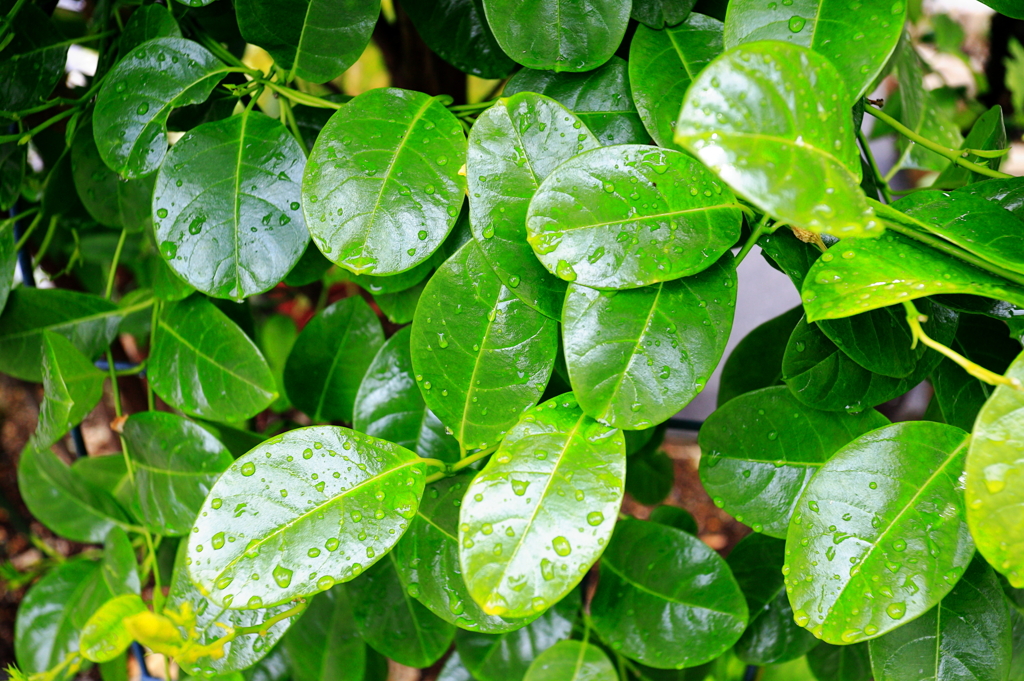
left=281, top=585, right=364, bottom=681
left=523, top=640, right=617, bottom=681
left=402, top=0, right=516, bottom=79
left=36, top=331, right=106, bottom=447
left=71, top=117, right=154, bottom=232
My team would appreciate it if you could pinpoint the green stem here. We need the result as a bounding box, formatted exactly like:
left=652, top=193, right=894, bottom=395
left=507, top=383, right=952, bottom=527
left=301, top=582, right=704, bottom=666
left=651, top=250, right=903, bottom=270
left=418, top=457, right=448, bottom=473
left=0, top=0, right=30, bottom=42
left=115, top=363, right=147, bottom=376
left=425, top=445, right=499, bottom=483
left=865, top=105, right=1012, bottom=179
left=197, top=32, right=248, bottom=69
left=233, top=603, right=307, bottom=635
left=105, top=227, right=128, bottom=299
left=144, top=530, right=165, bottom=613
left=47, top=30, right=118, bottom=50
left=0, top=108, right=76, bottom=144
left=733, top=215, right=770, bottom=268
left=1, top=207, right=38, bottom=230
left=857, top=127, right=893, bottom=203
left=264, top=81, right=344, bottom=110
left=13, top=212, right=43, bottom=251
left=33, top=216, right=59, bottom=266
left=147, top=299, right=161, bottom=411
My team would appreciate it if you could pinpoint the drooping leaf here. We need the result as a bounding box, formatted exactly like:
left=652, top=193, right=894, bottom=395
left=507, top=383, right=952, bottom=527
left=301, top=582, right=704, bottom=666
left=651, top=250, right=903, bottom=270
left=282, top=585, right=365, bottom=681
left=79, top=594, right=148, bottom=663
left=94, top=38, right=228, bottom=178
left=458, top=394, right=625, bottom=618
left=410, top=240, right=558, bottom=450
left=526, top=145, right=742, bottom=289
left=723, top=0, right=905, bottom=100
left=629, top=14, right=723, bottom=148
left=0, top=288, right=122, bottom=382
left=467, top=92, right=600, bottom=318
left=349, top=552, right=456, bottom=668
left=728, top=534, right=818, bottom=665
left=934, top=105, right=1007, bottom=187
left=718, top=306, right=803, bottom=406
left=0, top=3, right=68, bottom=112
left=283, top=296, right=384, bottom=424
left=71, top=117, right=155, bottom=232
left=149, top=296, right=277, bottom=422
left=806, top=643, right=870, bottom=681
left=675, top=42, right=880, bottom=238
left=119, top=4, right=181, bottom=53
left=784, top=422, right=975, bottom=644
left=354, top=326, right=460, bottom=462
left=235, top=0, right=379, bottom=83
left=590, top=519, right=748, bottom=669
left=480, top=0, right=630, bottom=72
left=966, top=348, right=1024, bottom=588
left=868, top=554, right=1012, bottom=681
left=153, top=111, right=309, bottom=300
left=631, top=0, right=698, bottom=28
left=122, top=411, right=234, bottom=536
left=186, top=426, right=426, bottom=608
left=302, top=87, right=466, bottom=275
left=562, top=256, right=735, bottom=429
left=402, top=0, right=516, bottom=78
left=699, top=386, right=889, bottom=537
left=503, top=58, right=652, bottom=146
left=523, top=640, right=617, bottom=681
left=36, top=331, right=106, bottom=448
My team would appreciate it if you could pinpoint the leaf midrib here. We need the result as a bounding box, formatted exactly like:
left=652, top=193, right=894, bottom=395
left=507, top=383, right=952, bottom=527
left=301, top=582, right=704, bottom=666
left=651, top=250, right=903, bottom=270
left=156, top=319, right=274, bottom=396
left=601, top=555, right=742, bottom=618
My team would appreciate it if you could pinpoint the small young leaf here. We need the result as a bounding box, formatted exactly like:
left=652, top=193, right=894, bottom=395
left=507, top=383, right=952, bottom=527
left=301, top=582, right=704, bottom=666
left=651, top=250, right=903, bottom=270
left=79, top=594, right=148, bottom=663
left=934, top=105, right=1007, bottom=187
left=36, top=331, right=105, bottom=447
left=523, top=640, right=617, bottom=681
left=281, top=585, right=365, bottom=681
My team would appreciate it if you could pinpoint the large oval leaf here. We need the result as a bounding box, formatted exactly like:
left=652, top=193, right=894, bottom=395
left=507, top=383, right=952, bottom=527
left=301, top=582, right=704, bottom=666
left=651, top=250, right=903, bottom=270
left=503, top=57, right=651, bottom=146
left=153, top=110, right=309, bottom=300
left=526, top=145, right=742, bottom=289
left=675, top=42, right=880, bottom=238
left=523, top=640, right=617, bottom=681
left=629, top=14, right=723, bottom=148
left=94, top=38, right=228, bottom=178
left=590, top=518, right=748, bottom=669
left=303, top=87, right=467, bottom=275
left=283, top=296, right=384, bottom=424
left=481, top=0, right=630, bottom=72
left=282, top=585, right=364, bottom=681
left=122, top=411, right=234, bottom=535
left=0, top=3, right=67, bottom=113
left=966, top=348, right=1024, bottom=588
left=699, top=386, right=889, bottom=537
left=784, top=422, right=975, bottom=644
left=150, top=296, right=277, bottom=422
left=402, top=0, right=516, bottom=79
left=723, top=0, right=905, bottom=100
left=563, top=257, right=735, bottom=429
left=410, top=240, right=558, bottom=450
left=868, top=554, right=1012, bottom=681
left=467, top=92, right=600, bottom=318
left=71, top=117, right=155, bottom=232
left=236, top=0, right=379, bottom=83
left=186, top=426, right=425, bottom=608
left=458, top=394, right=625, bottom=618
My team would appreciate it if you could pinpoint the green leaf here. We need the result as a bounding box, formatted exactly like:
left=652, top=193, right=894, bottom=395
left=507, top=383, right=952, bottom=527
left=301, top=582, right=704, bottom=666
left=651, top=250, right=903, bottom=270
left=458, top=394, right=625, bottom=618
left=410, top=240, right=557, bottom=449
left=631, top=0, right=698, bottom=28
left=94, top=38, right=228, bottom=178
left=723, top=0, right=904, bottom=101
left=375, top=280, right=427, bottom=324
left=79, top=594, right=148, bottom=663
left=959, top=176, right=1024, bottom=221
left=480, top=0, right=630, bottom=72
left=675, top=42, right=880, bottom=238
left=119, top=4, right=181, bottom=53
left=438, top=651, right=476, bottom=681
left=806, top=643, right=870, bottom=681
left=395, top=473, right=535, bottom=633
left=523, top=640, right=617, bottom=681
left=72, top=456, right=136, bottom=515
left=1, top=140, right=26, bottom=212
left=349, top=555, right=456, bottom=668
left=625, top=448, right=674, bottom=505
left=727, top=534, right=819, bottom=665
left=259, top=314, right=298, bottom=412
left=18, top=442, right=130, bottom=543
left=0, top=4, right=67, bottom=112
left=282, top=585, right=365, bottom=681
left=868, top=554, right=1012, bottom=681
left=123, top=411, right=234, bottom=535
left=934, top=105, right=1007, bottom=187
left=699, top=386, right=888, bottom=537
left=150, top=296, right=277, bottom=422
left=153, top=111, right=309, bottom=300
left=341, top=256, right=434, bottom=294
left=186, top=425, right=426, bottom=608
left=526, top=145, right=742, bottom=289
left=648, top=505, right=697, bottom=534
left=977, top=0, right=1024, bottom=18
left=800, top=231, right=1024, bottom=321
left=71, top=117, right=155, bottom=232
left=36, top=331, right=106, bottom=447
left=590, top=518, right=748, bottom=669
left=628, top=14, right=723, bottom=149
left=718, top=306, right=803, bottom=407
left=966, top=348, right=1024, bottom=588
left=236, top=0, right=379, bottom=83
left=284, top=296, right=384, bottom=423
left=467, top=92, right=600, bottom=318
left=562, top=256, right=736, bottom=428
left=503, top=58, right=652, bottom=146
left=455, top=592, right=578, bottom=681
left=784, top=421, right=974, bottom=644
left=303, top=87, right=466, bottom=275
left=0, top=287, right=122, bottom=382
left=0, top=225, right=15, bottom=316
left=284, top=243, right=333, bottom=287
left=354, top=326, right=460, bottom=462
left=402, top=0, right=516, bottom=78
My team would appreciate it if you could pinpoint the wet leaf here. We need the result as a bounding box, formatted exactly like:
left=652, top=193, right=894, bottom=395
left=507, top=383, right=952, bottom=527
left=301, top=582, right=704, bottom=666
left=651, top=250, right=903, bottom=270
left=934, top=105, right=1007, bottom=187
left=71, top=117, right=155, bottom=232
left=402, top=0, right=516, bottom=79
left=119, top=4, right=181, bottom=53
left=523, top=640, right=617, bottom=681
left=0, top=4, right=68, bottom=113
left=282, top=585, right=365, bottom=681
left=79, top=594, right=147, bottom=663
left=36, top=331, right=106, bottom=448
left=631, top=0, right=698, bottom=28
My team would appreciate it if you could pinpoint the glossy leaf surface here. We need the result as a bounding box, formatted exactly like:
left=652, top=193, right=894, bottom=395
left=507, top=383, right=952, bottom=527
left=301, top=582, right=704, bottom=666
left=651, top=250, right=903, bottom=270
left=186, top=426, right=425, bottom=608
left=402, top=0, right=516, bottom=78
left=284, top=296, right=384, bottom=424
left=411, top=241, right=557, bottom=449
left=523, top=640, right=617, bottom=681
left=718, top=306, right=803, bottom=406
left=303, top=88, right=466, bottom=275
left=79, top=594, right=147, bottom=663
left=700, top=386, right=888, bottom=537
left=934, top=105, right=1007, bottom=187
left=562, top=257, right=735, bottom=429
left=282, top=585, right=365, bottom=681
left=0, top=4, right=67, bottom=112
left=119, top=4, right=181, bottom=52
left=153, top=111, right=309, bottom=300
left=526, top=145, right=742, bottom=289
left=36, top=331, right=105, bottom=447
left=675, top=42, right=879, bottom=238
left=591, top=519, right=748, bottom=668
left=784, top=422, right=975, bottom=644
left=71, top=118, right=154, bottom=231
left=631, top=0, right=697, bottom=27
left=806, top=643, right=871, bottom=681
